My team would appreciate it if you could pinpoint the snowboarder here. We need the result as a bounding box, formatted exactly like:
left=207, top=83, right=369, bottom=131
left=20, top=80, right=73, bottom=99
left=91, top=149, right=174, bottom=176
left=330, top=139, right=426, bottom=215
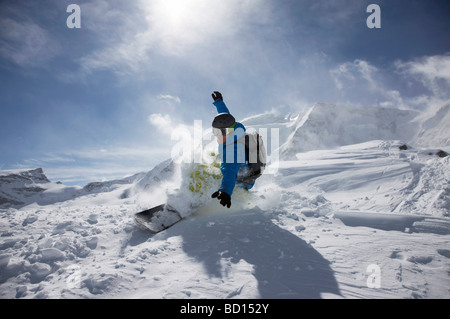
left=210, top=91, right=256, bottom=208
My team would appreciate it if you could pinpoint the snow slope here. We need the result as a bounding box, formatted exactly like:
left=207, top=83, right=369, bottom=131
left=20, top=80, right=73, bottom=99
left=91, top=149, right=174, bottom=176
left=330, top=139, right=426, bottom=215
left=0, top=103, right=449, bottom=299
left=275, top=103, right=420, bottom=159
left=414, top=102, right=450, bottom=149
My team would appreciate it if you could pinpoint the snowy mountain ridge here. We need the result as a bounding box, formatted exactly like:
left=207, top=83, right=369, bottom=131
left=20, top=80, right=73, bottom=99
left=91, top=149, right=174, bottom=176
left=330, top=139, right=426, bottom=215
left=414, top=101, right=450, bottom=148
left=279, top=103, right=420, bottom=158
left=241, top=102, right=449, bottom=159
left=0, top=168, right=52, bottom=207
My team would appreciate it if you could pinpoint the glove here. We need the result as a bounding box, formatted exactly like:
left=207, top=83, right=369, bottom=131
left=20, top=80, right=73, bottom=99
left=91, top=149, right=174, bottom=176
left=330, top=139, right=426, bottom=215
left=211, top=190, right=231, bottom=208
left=212, top=91, right=223, bottom=102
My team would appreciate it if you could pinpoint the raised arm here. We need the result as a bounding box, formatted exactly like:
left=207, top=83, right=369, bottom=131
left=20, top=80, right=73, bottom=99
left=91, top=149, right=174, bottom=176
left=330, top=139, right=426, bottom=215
left=212, top=91, right=230, bottom=114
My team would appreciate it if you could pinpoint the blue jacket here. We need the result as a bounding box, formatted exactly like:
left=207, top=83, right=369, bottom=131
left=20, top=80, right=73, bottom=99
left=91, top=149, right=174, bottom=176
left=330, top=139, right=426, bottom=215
left=213, top=99, right=246, bottom=196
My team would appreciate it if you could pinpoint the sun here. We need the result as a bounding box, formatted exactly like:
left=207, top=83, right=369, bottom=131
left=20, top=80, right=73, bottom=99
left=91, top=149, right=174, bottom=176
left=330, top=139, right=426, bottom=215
left=139, top=0, right=235, bottom=54
left=152, top=0, right=201, bottom=29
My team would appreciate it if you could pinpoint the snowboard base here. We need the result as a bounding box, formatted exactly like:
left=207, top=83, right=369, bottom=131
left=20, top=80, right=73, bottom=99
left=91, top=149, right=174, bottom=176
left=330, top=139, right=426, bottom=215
left=134, top=204, right=183, bottom=233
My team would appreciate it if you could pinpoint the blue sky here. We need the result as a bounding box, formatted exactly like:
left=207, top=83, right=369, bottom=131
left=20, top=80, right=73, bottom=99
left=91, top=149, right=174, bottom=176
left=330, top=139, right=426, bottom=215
left=1, top=0, right=450, bottom=185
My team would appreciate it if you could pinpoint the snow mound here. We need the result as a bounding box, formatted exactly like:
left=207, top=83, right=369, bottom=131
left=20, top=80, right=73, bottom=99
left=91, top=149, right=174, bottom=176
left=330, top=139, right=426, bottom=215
left=275, top=140, right=449, bottom=218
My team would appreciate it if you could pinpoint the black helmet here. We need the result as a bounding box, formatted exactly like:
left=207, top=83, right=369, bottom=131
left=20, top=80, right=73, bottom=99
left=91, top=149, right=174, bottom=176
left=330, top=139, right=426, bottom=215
left=212, top=113, right=235, bottom=129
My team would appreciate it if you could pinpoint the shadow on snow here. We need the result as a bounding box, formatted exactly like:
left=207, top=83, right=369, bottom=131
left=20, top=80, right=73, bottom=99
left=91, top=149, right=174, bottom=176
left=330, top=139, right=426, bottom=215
left=175, top=208, right=340, bottom=299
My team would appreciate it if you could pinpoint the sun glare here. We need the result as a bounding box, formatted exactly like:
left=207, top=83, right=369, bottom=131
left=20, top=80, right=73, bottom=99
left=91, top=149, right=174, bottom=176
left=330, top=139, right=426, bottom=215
left=157, top=0, right=192, bottom=28
left=151, top=0, right=209, bottom=30
left=140, top=0, right=226, bottom=53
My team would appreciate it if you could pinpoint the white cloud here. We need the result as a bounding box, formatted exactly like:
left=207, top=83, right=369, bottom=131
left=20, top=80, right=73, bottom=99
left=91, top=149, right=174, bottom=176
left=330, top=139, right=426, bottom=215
left=43, top=165, right=142, bottom=185
left=158, top=94, right=181, bottom=104
left=77, top=0, right=272, bottom=75
left=0, top=17, right=61, bottom=67
left=329, top=59, right=400, bottom=108
left=329, top=54, right=450, bottom=110
left=330, top=59, right=379, bottom=92
left=148, top=113, right=173, bottom=135
left=396, top=53, right=450, bottom=99
left=17, top=145, right=171, bottom=186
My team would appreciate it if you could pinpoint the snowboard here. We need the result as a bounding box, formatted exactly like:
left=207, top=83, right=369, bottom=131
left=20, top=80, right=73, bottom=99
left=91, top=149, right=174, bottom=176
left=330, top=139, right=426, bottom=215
left=134, top=204, right=183, bottom=233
